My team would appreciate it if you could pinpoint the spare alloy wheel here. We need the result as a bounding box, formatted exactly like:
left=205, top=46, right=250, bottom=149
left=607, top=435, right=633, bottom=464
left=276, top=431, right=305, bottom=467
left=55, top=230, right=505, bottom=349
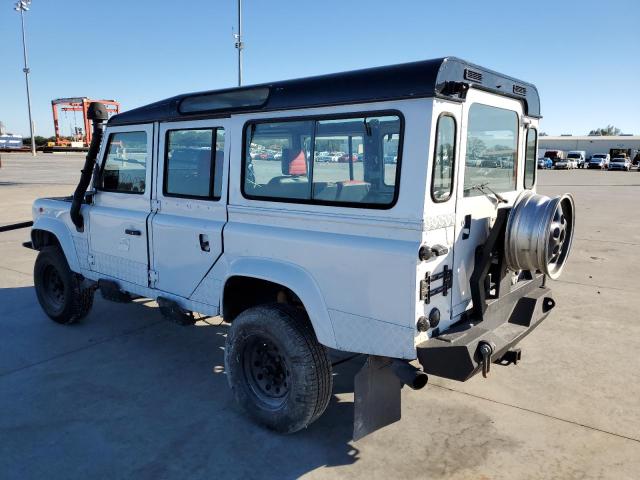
left=505, top=190, right=575, bottom=279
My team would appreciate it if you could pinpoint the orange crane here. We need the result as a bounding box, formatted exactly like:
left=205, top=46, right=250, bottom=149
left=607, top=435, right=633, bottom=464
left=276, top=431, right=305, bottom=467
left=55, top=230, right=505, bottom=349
left=51, top=97, right=119, bottom=147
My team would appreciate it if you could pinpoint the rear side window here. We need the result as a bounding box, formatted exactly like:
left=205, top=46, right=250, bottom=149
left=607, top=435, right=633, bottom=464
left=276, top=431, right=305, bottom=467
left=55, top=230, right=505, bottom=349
left=164, top=128, right=225, bottom=199
left=100, top=131, right=147, bottom=194
left=431, top=114, right=456, bottom=202
left=463, top=104, right=518, bottom=197
left=243, top=113, right=402, bottom=208
left=245, top=120, right=314, bottom=200
left=524, top=128, right=537, bottom=189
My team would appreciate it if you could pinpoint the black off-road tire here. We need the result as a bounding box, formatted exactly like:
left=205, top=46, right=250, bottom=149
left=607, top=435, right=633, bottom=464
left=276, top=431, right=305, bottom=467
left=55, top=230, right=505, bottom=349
left=225, top=304, right=333, bottom=433
left=34, top=246, right=94, bottom=325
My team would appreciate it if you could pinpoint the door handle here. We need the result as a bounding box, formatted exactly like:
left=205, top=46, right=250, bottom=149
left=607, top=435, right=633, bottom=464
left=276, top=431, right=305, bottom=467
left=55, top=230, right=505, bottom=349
left=199, top=234, right=210, bottom=252
left=462, top=214, right=471, bottom=240
left=125, top=229, right=141, bottom=236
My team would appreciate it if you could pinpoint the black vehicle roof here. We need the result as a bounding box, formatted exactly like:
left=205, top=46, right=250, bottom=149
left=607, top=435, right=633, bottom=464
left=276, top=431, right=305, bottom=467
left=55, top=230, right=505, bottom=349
left=109, top=56, right=540, bottom=126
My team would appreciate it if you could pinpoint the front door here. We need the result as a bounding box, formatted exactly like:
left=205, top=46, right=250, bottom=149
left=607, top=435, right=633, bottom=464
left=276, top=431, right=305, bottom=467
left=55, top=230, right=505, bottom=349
left=88, top=124, right=154, bottom=287
left=452, top=90, right=524, bottom=317
left=149, top=120, right=228, bottom=299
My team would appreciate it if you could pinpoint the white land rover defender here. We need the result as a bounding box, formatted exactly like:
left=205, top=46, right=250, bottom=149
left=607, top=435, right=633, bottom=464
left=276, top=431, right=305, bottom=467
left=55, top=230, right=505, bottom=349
left=26, top=57, right=575, bottom=439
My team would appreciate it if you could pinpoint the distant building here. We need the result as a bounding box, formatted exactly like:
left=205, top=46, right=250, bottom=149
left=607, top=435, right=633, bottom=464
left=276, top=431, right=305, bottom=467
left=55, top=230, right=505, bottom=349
left=539, top=135, right=640, bottom=159
left=0, top=121, right=24, bottom=149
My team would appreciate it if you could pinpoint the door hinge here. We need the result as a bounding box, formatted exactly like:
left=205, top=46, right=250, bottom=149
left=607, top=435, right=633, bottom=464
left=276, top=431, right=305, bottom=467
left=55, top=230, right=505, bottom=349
left=151, top=199, right=161, bottom=212
left=149, top=269, right=159, bottom=288
left=420, top=265, right=452, bottom=304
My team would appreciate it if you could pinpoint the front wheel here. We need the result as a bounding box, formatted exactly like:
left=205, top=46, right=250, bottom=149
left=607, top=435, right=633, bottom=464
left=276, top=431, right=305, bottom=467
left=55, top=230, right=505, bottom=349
left=34, top=246, right=94, bottom=324
left=225, top=304, right=333, bottom=433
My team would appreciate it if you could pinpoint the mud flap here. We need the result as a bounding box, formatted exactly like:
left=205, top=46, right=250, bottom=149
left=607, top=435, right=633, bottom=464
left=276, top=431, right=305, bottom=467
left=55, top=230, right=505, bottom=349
left=353, top=355, right=402, bottom=441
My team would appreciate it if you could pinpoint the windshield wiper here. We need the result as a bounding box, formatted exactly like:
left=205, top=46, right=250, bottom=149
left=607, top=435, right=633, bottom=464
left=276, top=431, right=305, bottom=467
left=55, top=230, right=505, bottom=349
left=464, top=182, right=507, bottom=203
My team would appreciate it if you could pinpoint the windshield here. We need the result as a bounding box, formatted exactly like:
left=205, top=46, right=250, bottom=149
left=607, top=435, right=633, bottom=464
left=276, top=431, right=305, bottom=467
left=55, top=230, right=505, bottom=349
left=567, top=153, right=580, bottom=158
left=593, top=154, right=606, bottom=159
left=612, top=158, right=626, bottom=162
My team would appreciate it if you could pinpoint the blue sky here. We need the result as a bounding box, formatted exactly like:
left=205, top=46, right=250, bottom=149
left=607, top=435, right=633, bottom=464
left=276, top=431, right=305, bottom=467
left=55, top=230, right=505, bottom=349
left=1, top=0, right=638, bottom=137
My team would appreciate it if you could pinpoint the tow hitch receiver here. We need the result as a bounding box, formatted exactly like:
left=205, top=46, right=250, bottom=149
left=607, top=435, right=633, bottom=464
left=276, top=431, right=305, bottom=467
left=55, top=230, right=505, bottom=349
left=497, top=348, right=522, bottom=366
left=478, top=344, right=522, bottom=377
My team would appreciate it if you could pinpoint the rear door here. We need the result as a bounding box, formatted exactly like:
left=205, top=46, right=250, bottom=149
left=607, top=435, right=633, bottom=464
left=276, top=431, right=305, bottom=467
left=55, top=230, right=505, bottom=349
left=419, top=100, right=462, bottom=333
left=451, top=89, right=523, bottom=317
left=88, top=124, right=153, bottom=287
left=149, top=120, right=228, bottom=298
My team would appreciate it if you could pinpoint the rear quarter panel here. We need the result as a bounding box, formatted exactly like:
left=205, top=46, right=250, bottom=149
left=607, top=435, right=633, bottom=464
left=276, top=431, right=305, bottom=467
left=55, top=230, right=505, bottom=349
left=217, top=99, right=433, bottom=359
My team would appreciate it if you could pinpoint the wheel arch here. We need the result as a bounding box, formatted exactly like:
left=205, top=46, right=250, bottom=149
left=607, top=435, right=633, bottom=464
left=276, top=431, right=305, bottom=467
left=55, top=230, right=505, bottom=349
left=221, top=258, right=337, bottom=349
left=31, top=218, right=81, bottom=273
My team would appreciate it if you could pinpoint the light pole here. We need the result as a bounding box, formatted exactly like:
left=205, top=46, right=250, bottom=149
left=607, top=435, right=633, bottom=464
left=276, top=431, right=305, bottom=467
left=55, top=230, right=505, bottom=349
left=14, top=0, right=36, bottom=156
left=233, top=0, right=243, bottom=86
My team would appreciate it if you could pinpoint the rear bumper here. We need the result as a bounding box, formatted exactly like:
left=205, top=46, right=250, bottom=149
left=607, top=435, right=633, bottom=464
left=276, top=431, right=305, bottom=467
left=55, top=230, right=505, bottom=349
left=416, top=276, right=554, bottom=381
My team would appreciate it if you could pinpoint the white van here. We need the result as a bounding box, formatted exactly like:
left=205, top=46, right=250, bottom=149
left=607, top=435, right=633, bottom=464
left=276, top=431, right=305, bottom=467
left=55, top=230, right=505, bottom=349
left=25, top=57, right=575, bottom=439
left=567, top=150, right=587, bottom=168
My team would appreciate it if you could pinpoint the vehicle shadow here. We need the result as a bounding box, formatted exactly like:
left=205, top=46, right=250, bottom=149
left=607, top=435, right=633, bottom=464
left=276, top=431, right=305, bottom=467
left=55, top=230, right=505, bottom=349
left=0, top=287, right=361, bottom=480
left=133, top=319, right=363, bottom=479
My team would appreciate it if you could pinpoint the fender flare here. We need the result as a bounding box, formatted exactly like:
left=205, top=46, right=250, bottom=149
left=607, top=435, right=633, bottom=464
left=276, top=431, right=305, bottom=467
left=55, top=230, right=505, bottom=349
left=31, top=217, right=81, bottom=273
left=223, top=257, right=337, bottom=349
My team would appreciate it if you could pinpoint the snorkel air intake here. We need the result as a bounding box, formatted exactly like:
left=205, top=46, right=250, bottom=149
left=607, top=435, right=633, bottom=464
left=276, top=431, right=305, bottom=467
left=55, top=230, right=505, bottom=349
left=70, top=102, right=108, bottom=231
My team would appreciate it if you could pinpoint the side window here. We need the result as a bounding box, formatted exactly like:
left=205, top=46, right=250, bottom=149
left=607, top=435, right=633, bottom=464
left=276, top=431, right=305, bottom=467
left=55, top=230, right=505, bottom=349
left=243, top=114, right=402, bottom=207
left=164, top=128, right=224, bottom=199
left=524, top=128, right=537, bottom=189
left=382, top=132, right=399, bottom=186
left=312, top=118, right=365, bottom=201
left=431, top=114, right=456, bottom=202
left=463, top=104, right=518, bottom=197
left=244, top=120, right=314, bottom=200
left=100, top=131, right=147, bottom=193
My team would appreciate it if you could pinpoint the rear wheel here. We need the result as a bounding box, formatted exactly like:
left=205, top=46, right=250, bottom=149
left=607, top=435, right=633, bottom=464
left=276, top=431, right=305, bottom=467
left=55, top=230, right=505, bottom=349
left=34, top=246, right=94, bottom=324
left=225, top=304, right=333, bottom=433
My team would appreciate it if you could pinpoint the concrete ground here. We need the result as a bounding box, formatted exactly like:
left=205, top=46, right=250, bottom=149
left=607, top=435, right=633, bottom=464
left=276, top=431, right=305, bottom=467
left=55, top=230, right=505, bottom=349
left=1, top=153, right=639, bottom=479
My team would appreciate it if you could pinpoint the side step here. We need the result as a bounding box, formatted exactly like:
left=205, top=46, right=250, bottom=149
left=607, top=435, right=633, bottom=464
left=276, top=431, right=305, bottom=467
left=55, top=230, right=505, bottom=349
left=98, top=279, right=132, bottom=303
left=157, top=297, right=196, bottom=326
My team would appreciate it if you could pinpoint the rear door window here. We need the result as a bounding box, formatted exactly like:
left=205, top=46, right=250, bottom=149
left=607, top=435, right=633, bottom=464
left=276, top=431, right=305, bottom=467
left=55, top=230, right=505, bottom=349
left=524, top=128, right=537, bottom=189
left=463, top=104, right=518, bottom=197
left=431, top=114, right=456, bottom=202
left=164, top=128, right=225, bottom=199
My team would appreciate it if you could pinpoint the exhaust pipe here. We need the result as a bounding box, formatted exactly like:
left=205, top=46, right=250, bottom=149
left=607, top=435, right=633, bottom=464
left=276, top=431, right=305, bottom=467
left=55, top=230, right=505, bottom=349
left=70, top=102, right=109, bottom=231
left=391, top=359, right=428, bottom=390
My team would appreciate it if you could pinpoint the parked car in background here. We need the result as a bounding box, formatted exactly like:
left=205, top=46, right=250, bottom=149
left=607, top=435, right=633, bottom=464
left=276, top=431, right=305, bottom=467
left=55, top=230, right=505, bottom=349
left=554, top=158, right=577, bottom=169
left=314, top=152, right=334, bottom=163
left=608, top=157, right=631, bottom=171
left=567, top=151, right=587, bottom=169
left=588, top=153, right=609, bottom=169
left=538, top=157, right=553, bottom=169
left=338, top=153, right=359, bottom=163
left=544, top=150, right=565, bottom=161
